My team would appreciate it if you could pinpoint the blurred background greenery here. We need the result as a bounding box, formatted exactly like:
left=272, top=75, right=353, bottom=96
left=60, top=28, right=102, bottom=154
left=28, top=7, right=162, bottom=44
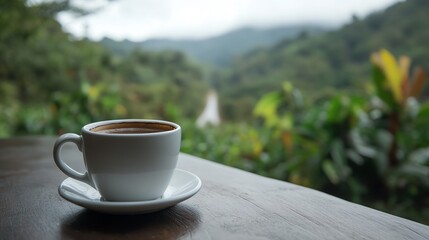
left=1, top=0, right=429, bottom=224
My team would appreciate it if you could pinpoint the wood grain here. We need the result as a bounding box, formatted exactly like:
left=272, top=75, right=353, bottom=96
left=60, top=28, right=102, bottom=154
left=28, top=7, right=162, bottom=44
left=1, top=137, right=428, bottom=239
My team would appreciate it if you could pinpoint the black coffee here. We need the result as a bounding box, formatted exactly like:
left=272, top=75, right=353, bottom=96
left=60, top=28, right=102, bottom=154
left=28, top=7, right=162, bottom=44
left=91, top=122, right=175, bottom=134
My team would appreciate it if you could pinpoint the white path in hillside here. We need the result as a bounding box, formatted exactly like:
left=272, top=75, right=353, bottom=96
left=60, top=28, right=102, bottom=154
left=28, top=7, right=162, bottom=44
left=196, top=90, right=221, bottom=128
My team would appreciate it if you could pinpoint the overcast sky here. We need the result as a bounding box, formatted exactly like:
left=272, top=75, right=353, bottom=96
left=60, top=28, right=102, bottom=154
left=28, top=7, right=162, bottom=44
left=57, top=0, right=402, bottom=41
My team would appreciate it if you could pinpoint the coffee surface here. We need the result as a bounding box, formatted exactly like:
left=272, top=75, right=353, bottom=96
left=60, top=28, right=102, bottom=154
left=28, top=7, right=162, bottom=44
left=91, top=122, right=175, bottom=134
left=96, top=127, right=163, bottom=134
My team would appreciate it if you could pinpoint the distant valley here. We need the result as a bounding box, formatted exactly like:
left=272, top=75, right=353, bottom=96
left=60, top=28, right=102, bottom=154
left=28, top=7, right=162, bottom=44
left=99, top=25, right=327, bottom=67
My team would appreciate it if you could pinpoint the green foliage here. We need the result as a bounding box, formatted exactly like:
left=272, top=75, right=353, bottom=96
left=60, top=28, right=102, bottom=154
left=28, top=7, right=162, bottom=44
left=218, top=0, right=429, bottom=121
left=184, top=50, right=429, bottom=224
left=259, top=51, right=428, bottom=223
left=117, top=50, right=207, bottom=119
left=0, top=0, right=208, bottom=136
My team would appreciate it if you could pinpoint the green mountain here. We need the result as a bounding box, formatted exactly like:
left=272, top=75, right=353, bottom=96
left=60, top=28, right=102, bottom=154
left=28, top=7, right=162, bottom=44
left=219, top=0, right=429, bottom=120
left=99, top=25, right=326, bottom=67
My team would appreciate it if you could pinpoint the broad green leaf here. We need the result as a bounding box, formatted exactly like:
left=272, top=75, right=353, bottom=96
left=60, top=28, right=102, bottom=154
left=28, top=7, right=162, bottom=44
left=326, top=97, right=343, bottom=122
left=379, top=49, right=402, bottom=103
left=350, top=129, right=377, bottom=158
left=375, top=129, right=393, bottom=151
left=372, top=65, right=396, bottom=109
left=253, top=92, right=281, bottom=127
left=404, top=97, right=420, bottom=118
left=397, top=164, right=429, bottom=186
left=346, top=149, right=364, bottom=165
left=331, top=139, right=351, bottom=178
left=409, top=148, right=429, bottom=165
left=279, top=113, right=293, bottom=130
left=331, top=139, right=346, bottom=170
left=323, top=160, right=339, bottom=184
left=417, top=103, right=429, bottom=119
left=282, top=81, right=293, bottom=93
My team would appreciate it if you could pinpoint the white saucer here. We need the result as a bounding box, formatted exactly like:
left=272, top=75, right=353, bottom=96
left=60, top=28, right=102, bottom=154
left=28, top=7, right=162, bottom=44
left=58, top=169, right=202, bottom=214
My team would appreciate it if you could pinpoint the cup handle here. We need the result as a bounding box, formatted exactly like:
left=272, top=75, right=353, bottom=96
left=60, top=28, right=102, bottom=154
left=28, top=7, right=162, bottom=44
left=53, top=133, right=93, bottom=187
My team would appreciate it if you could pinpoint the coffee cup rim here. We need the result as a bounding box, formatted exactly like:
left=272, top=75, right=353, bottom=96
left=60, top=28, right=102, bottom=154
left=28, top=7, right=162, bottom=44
left=82, top=119, right=180, bottom=136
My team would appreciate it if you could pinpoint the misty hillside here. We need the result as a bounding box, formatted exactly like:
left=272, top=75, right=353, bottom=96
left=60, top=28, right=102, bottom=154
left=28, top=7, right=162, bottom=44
left=100, top=25, right=326, bottom=66
left=218, top=0, right=429, bottom=120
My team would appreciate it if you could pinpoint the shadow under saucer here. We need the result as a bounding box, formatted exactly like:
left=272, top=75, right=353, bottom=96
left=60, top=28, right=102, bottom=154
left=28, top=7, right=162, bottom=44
left=60, top=204, right=201, bottom=239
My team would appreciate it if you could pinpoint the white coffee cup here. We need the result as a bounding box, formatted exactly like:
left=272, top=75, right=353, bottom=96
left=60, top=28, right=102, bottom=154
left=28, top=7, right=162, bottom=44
left=53, top=119, right=181, bottom=202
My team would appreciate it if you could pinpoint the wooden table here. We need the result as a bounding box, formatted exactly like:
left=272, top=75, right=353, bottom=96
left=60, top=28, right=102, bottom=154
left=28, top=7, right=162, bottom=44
left=1, top=137, right=429, bottom=239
